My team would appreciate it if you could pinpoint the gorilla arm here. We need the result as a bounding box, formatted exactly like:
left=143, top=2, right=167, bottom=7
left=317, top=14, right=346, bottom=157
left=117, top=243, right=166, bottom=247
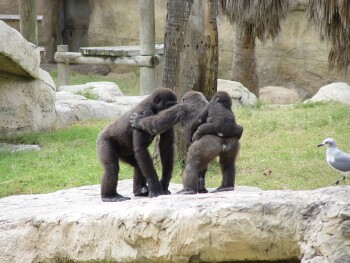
left=130, top=104, right=187, bottom=135
left=192, top=122, right=243, bottom=142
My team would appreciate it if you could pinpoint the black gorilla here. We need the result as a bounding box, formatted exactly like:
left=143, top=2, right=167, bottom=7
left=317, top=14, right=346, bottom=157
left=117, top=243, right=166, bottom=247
left=191, top=91, right=243, bottom=142
left=97, top=88, right=177, bottom=202
left=130, top=91, right=241, bottom=194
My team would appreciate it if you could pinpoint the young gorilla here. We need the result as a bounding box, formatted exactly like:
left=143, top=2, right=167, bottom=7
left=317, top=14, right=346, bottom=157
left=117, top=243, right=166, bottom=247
left=97, top=88, right=177, bottom=202
left=191, top=91, right=243, bottom=142
left=130, top=91, right=241, bottom=194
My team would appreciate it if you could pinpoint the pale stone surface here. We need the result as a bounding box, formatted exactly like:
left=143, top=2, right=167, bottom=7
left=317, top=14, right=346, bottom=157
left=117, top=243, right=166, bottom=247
left=58, top=82, right=123, bottom=102
left=0, top=20, right=40, bottom=78
left=55, top=93, right=145, bottom=127
left=0, top=143, right=40, bottom=152
left=217, top=79, right=258, bottom=107
left=0, top=70, right=56, bottom=137
left=0, top=21, right=56, bottom=137
left=0, top=180, right=349, bottom=263
left=309, top=82, right=350, bottom=105
left=260, top=86, right=303, bottom=105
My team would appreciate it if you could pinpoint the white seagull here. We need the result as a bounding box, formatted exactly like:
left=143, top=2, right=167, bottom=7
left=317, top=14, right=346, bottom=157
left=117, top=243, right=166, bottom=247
left=317, top=138, right=350, bottom=185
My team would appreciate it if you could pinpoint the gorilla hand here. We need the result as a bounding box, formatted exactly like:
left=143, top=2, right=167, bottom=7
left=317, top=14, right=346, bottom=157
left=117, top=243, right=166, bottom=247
left=130, top=110, right=152, bottom=129
left=192, top=130, right=201, bottom=142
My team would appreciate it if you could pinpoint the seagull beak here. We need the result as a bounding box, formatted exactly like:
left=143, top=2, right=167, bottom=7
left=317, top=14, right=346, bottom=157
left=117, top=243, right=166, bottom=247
left=317, top=143, right=324, bottom=147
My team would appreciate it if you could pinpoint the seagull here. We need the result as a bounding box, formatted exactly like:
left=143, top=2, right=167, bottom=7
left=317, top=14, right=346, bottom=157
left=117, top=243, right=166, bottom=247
left=317, top=138, right=350, bottom=185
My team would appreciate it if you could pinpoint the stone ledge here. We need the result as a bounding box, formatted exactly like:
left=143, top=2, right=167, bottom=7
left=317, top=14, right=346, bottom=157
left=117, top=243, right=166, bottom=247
left=0, top=20, right=40, bottom=78
left=0, top=180, right=349, bottom=263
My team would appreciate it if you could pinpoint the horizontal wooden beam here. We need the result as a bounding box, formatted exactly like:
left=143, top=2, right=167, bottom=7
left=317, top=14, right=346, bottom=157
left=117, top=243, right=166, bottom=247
left=54, top=52, right=160, bottom=67
left=0, top=14, right=43, bottom=21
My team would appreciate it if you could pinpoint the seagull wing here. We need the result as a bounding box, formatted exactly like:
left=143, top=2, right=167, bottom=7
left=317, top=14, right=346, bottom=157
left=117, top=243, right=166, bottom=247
left=329, top=150, right=350, bottom=172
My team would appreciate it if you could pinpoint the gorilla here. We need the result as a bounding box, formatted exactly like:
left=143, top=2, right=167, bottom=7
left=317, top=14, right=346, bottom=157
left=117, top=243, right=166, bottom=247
left=191, top=91, right=243, bottom=142
left=97, top=88, right=177, bottom=202
left=130, top=91, right=241, bottom=194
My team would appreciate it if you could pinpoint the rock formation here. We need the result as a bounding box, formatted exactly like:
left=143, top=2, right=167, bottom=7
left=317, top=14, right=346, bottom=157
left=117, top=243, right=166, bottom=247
left=309, top=82, right=350, bottom=105
left=0, top=180, right=349, bottom=263
left=0, top=20, right=56, bottom=137
left=58, top=82, right=123, bottom=102
left=260, top=86, right=304, bottom=105
left=55, top=85, right=145, bottom=127
left=217, top=79, right=258, bottom=107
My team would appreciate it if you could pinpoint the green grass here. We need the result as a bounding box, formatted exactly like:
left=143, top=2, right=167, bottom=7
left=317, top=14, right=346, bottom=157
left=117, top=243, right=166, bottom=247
left=50, top=68, right=140, bottom=95
left=0, top=101, right=349, bottom=198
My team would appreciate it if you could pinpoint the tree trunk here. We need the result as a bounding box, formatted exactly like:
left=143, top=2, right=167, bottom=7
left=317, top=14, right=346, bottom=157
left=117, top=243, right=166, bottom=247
left=19, top=0, right=38, bottom=46
left=139, top=0, right=157, bottom=95
left=231, top=24, right=259, bottom=98
left=163, top=0, right=218, bottom=163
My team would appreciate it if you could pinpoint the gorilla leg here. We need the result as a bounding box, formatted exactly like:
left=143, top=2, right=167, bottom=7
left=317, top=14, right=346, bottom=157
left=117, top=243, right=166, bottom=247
left=133, top=129, right=164, bottom=197
left=178, top=135, right=222, bottom=194
left=213, top=138, right=240, bottom=193
left=120, top=155, right=148, bottom=197
left=133, top=166, right=149, bottom=196
left=198, top=168, right=209, bottom=193
left=97, top=136, right=130, bottom=202
left=159, top=128, right=175, bottom=194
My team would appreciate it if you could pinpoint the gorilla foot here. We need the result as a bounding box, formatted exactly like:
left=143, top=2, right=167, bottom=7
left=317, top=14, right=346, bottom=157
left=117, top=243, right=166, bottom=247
left=163, top=189, right=171, bottom=195
left=101, top=194, right=130, bottom=202
left=148, top=182, right=165, bottom=198
left=176, top=189, right=197, bottom=195
left=212, top=186, right=235, bottom=193
left=198, top=188, right=208, bottom=193
left=148, top=190, right=165, bottom=198
left=134, top=186, right=149, bottom=197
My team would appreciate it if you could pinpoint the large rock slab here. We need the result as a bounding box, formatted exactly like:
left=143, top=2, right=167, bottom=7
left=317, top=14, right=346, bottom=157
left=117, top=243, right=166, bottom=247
left=55, top=92, right=145, bottom=127
left=0, top=20, right=40, bottom=78
left=217, top=79, right=258, bottom=107
left=58, top=82, right=123, bottom=102
left=260, top=86, right=303, bottom=105
left=0, top=21, right=56, bottom=136
left=0, top=70, right=56, bottom=136
left=309, top=82, right=350, bottom=105
left=0, top=180, right=349, bottom=263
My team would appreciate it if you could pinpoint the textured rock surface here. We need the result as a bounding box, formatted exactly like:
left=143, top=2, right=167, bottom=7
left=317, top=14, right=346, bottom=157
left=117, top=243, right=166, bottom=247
left=0, top=180, right=349, bottom=263
left=0, top=21, right=56, bottom=137
left=309, top=82, right=350, bottom=105
left=260, top=86, right=303, bottom=105
left=0, top=70, right=56, bottom=136
left=0, top=20, right=40, bottom=78
left=58, top=82, right=123, bottom=102
left=0, top=143, right=40, bottom=152
left=55, top=92, right=145, bottom=127
left=217, top=79, right=258, bottom=107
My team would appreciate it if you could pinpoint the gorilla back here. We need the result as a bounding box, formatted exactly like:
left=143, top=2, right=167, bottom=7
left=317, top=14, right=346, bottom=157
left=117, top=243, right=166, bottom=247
left=97, top=88, right=177, bottom=202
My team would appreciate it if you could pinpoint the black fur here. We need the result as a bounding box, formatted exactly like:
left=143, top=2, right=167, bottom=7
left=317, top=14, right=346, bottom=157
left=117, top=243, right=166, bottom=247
left=130, top=91, right=241, bottom=194
left=191, top=91, right=243, bottom=142
left=97, top=88, right=177, bottom=202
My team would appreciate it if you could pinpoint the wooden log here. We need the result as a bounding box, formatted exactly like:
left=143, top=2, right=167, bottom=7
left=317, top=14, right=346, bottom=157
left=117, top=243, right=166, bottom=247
left=19, top=0, right=38, bottom=46
left=54, top=52, right=160, bottom=67
left=139, top=0, right=157, bottom=95
left=80, top=44, right=164, bottom=57
left=57, top=45, right=69, bottom=88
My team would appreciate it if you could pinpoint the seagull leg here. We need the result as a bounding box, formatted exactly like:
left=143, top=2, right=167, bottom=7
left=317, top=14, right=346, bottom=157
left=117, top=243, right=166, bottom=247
left=335, top=175, right=346, bottom=185
left=340, top=175, right=346, bottom=183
